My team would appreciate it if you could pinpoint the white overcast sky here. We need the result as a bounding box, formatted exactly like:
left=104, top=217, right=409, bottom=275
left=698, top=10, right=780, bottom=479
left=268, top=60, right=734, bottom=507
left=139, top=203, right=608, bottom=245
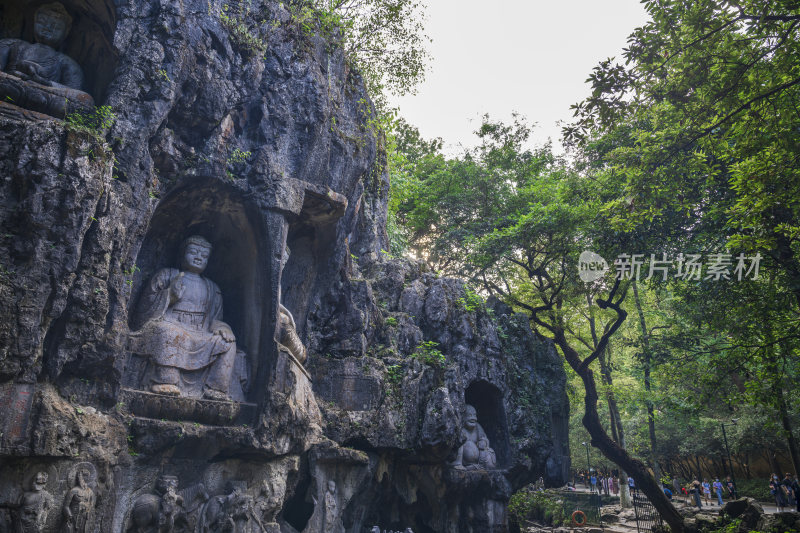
left=387, top=0, right=650, bottom=154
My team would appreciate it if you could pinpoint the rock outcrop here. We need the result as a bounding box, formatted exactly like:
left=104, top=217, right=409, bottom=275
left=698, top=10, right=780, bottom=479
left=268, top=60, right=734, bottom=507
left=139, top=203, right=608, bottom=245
left=0, top=1, right=569, bottom=531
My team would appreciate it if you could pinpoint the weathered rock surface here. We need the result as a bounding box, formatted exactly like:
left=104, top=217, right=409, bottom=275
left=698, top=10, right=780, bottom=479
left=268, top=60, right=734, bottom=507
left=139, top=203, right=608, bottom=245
left=0, top=0, right=569, bottom=531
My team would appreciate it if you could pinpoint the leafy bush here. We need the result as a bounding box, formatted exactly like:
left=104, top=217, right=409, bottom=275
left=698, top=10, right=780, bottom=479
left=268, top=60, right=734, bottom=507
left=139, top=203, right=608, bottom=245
left=219, top=3, right=268, bottom=57
left=704, top=518, right=742, bottom=533
left=66, top=105, right=115, bottom=135
left=734, top=479, right=772, bottom=501
left=386, top=364, right=402, bottom=385
left=457, top=286, right=484, bottom=312
left=412, top=341, right=445, bottom=367
left=508, top=486, right=565, bottom=527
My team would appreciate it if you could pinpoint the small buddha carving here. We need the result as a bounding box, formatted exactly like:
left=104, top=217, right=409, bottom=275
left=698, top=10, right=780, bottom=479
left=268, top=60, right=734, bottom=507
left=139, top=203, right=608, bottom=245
left=60, top=467, right=95, bottom=533
left=129, top=236, right=241, bottom=401
left=17, top=471, right=54, bottom=533
left=0, top=3, right=95, bottom=117
left=450, top=405, right=497, bottom=470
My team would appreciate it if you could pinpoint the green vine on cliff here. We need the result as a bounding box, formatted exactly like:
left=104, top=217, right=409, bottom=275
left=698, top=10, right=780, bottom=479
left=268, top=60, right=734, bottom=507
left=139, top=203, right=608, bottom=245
left=286, top=0, right=429, bottom=107
left=65, top=105, right=116, bottom=143
left=218, top=2, right=269, bottom=57
left=411, top=340, right=445, bottom=368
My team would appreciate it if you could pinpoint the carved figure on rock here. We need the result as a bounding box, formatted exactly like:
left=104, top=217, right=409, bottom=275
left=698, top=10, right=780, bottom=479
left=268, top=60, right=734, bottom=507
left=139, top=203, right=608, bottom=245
left=127, top=475, right=197, bottom=533
left=159, top=477, right=183, bottom=533
left=254, top=478, right=282, bottom=527
left=477, top=438, right=496, bottom=469
left=451, top=405, right=497, bottom=470
left=278, top=303, right=306, bottom=364
left=0, top=3, right=94, bottom=116
left=312, top=480, right=338, bottom=533
left=131, top=236, right=241, bottom=401
left=61, top=467, right=95, bottom=533
left=198, top=482, right=265, bottom=533
left=17, top=471, right=53, bottom=533
left=277, top=246, right=307, bottom=365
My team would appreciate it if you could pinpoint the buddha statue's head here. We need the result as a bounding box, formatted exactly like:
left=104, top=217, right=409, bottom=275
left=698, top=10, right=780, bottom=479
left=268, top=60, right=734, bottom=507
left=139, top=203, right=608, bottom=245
left=180, top=235, right=212, bottom=274
left=33, top=471, right=48, bottom=490
left=464, top=404, right=478, bottom=430
left=76, top=468, right=90, bottom=488
left=33, top=3, right=72, bottom=49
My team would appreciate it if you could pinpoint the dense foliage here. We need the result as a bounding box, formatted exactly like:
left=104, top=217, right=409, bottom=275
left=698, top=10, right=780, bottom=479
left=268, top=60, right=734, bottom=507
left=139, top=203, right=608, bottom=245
left=383, top=0, right=800, bottom=529
left=384, top=5, right=800, bottom=529
left=288, top=0, right=430, bottom=105
left=508, top=488, right=566, bottom=527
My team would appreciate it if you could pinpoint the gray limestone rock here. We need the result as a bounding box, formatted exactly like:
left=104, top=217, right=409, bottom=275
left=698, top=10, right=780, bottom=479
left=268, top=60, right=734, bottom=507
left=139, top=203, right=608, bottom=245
left=0, top=0, right=569, bottom=531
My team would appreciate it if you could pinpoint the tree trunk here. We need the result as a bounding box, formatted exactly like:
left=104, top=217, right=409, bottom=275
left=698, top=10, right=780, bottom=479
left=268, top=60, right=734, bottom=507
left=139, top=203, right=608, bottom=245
left=632, top=280, right=662, bottom=482
left=777, top=380, right=800, bottom=477
left=599, top=343, right=631, bottom=508
left=679, top=460, right=691, bottom=481
left=697, top=455, right=705, bottom=479
left=553, top=330, right=684, bottom=532
left=769, top=447, right=783, bottom=476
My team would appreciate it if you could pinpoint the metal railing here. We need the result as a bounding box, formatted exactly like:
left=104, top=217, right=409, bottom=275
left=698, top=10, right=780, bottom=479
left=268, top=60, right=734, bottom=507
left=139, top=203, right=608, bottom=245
left=632, top=492, right=664, bottom=533
left=557, top=490, right=604, bottom=526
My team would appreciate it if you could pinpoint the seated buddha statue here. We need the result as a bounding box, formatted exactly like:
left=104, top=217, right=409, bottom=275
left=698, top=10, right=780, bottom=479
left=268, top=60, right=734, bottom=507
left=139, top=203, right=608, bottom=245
left=129, top=236, right=240, bottom=401
left=0, top=2, right=95, bottom=117
left=450, top=405, right=498, bottom=470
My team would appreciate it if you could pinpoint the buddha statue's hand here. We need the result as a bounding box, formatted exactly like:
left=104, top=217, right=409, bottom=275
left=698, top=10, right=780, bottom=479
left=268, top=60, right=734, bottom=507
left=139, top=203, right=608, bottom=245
left=168, top=273, right=185, bottom=303
left=213, top=323, right=235, bottom=343
left=17, top=61, right=51, bottom=86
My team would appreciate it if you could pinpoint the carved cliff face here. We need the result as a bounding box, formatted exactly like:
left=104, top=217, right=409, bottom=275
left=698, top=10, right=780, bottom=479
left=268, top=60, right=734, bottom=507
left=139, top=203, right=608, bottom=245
left=0, top=1, right=569, bottom=532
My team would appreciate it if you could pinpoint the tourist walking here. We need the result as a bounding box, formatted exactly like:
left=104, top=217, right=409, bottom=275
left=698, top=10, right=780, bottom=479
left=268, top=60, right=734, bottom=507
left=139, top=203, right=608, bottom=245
left=702, top=478, right=711, bottom=505
left=725, top=476, right=737, bottom=500
left=783, top=473, right=796, bottom=506
left=691, top=480, right=703, bottom=509
left=771, top=474, right=788, bottom=511
left=791, top=475, right=800, bottom=512
left=713, top=478, right=724, bottom=506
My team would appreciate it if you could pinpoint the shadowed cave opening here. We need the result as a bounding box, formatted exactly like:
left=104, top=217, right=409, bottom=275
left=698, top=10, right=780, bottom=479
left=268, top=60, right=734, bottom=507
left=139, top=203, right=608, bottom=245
left=0, top=0, right=118, bottom=101
left=350, top=473, right=437, bottom=533
left=281, top=473, right=314, bottom=532
left=465, top=380, right=511, bottom=469
left=280, top=191, right=342, bottom=341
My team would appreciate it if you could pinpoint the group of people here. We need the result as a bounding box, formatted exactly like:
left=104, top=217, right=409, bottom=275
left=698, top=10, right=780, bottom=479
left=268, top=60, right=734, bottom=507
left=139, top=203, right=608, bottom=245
left=574, top=470, right=632, bottom=496
left=577, top=468, right=800, bottom=514
left=671, top=477, right=736, bottom=508
left=667, top=473, right=800, bottom=513
left=769, top=473, right=800, bottom=512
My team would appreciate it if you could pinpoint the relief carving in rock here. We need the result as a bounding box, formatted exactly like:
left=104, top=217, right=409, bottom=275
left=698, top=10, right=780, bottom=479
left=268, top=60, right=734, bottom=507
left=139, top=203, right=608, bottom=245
left=125, top=474, right=274, bottom=533
left=60, top=463, right=96, bottom=533
left=129, top=236, right=243, bottom=402
left=16, top=471, right=54, bottom=533
left=0, top=3, right=95, bottom=117
left=451, top=405, right=497, bottom=470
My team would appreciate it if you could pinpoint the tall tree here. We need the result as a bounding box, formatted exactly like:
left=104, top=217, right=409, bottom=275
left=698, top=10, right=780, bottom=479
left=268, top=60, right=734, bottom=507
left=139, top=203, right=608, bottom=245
left=391, top=117, right=687, bottom=530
